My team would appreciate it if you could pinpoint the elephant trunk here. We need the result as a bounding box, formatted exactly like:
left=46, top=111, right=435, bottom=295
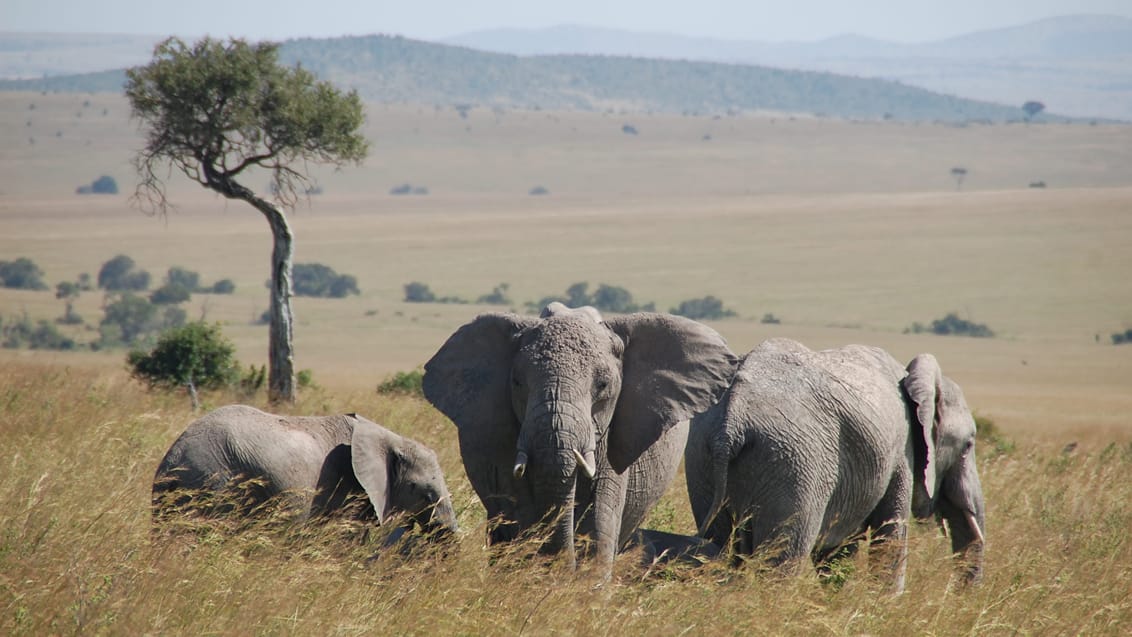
left=515, top=400, right=593, bottom=568
left=426, top=496, right=460, bottom=539
left=940, top=455, right=986, bottom=584
left=542, top=481, right=577, bottom=569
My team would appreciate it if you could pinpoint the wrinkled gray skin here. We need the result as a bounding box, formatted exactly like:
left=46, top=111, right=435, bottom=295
left=152, top=405, right=459, bottom=538
left=686, top=338, right=986, bottom=592
left=424, top=303, right=737, bottom=576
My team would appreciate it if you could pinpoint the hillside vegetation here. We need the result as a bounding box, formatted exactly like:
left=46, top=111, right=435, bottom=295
left=0, top=34, right=1030, bottom=121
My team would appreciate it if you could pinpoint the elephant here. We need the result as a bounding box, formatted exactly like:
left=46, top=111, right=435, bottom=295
left=152, top=404, right=459, bottom=539
left=685, top=338, right=986, bottom=591
left=423, top=302, right=737, bottom=576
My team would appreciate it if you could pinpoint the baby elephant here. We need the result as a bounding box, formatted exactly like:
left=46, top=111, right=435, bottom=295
left=153, top=405, right=459, bottom=538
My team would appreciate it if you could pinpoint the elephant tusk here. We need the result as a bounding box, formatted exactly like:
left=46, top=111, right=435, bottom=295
left=572, top=449, right=596, bottom=479
left=513, top=451, right=528, bottom=479
left=965, top=511, right=985, bottom=544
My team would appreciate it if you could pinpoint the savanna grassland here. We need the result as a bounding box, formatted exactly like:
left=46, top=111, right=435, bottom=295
left=2, top=92, right=1132, bottom=634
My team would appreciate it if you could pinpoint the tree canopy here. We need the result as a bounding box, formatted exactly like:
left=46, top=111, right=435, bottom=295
left=126, top=37, right=368, bottom=209
left=125, top=37, right=369, bottom=403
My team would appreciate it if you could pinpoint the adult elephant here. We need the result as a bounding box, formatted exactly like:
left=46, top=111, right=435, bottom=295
left=153, top=405, right=459, bottom=539
left=423, top=303, right=737, bottom=576
left=686, top=338, right=985, bottom=591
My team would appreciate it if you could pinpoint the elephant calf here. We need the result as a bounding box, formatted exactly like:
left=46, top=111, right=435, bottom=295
left=686, top=338, right=986, bottom=591
left=153, top=404, right=459, bottom=538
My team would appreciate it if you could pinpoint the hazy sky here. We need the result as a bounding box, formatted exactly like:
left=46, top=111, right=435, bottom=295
left=3, top=1, right=1130, bottom=43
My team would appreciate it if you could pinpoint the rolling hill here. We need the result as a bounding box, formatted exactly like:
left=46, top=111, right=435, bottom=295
left=0, top=33, right=1033, bottom=122
left=444, top=15, right=1132, bottom=120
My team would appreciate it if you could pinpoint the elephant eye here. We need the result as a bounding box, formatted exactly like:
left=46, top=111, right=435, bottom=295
left=595, top=378, right=609, bottom=395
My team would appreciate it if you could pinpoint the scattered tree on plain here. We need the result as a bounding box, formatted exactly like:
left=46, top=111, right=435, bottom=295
left=1022, top=101, right=1045, bottom=121
left=951, top=166, right=968, bottom=191
left=126, top=37, right=368, bottom=403
left=0, top=257, right=48, bottom=290
left=97, top=255, right=150, bottom=291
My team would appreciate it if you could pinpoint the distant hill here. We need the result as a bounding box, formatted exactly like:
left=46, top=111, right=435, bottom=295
left=444, top=15, right=1132, bottom=120
left=0, top=33, right=1032, bottom=122
left=0, top=32, right=163, bottom=79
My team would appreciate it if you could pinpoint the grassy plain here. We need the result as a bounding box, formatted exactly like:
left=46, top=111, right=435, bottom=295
left=1, top=92, right=1132, bottom=633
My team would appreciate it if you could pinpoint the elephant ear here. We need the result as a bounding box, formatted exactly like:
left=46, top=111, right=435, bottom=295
left=903, top=353, right=943, bottom=501
left=423, top=313, right=536, bottom=432
left=349, top=416, right=393, bottom=522
left=605, top=313, right=739, bottom=473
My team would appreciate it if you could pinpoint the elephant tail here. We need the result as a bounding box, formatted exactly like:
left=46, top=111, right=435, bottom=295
left=697, top=437, right=732, bottom=538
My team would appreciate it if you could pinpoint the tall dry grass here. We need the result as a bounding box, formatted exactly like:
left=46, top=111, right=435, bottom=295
left=2, top=361, right=1130, bottom=635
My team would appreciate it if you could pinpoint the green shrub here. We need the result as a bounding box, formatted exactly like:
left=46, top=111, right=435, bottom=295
left=476, top=283, right=512, bottom=305
left=1, top=313, right=79, bottom=350
left=0, top=257, right=48, bottom=290
left=975, top=413, right=1015, bottom=457
left=237, top=364, right=266, bottom=399
left=99, top=293, right=160, bottom=346
left=527, top=282, right=655, bottom=314
left=403, top=282, right=467, bottom=304
left=293, top=263, right=360, bottom=298
left=905, top=312, right=994, bottom=338
left=377, top=369, right=424, bottom=396
left=760, top=313, right=781, bottom=324
left=97, top=255, right=150, bottom=291
left=150, top=282, right=192, bottom=305
left=297, top=369, right=316, bottom=389
left=75, top=175, right=118, bottom=195
left=669, top=296, right=736, bottom=320
left=165, top=267, right=201, bottom=291
left=209, top=278, right=236, bottom=294
left=127, top=322, right=239, bottom=409
left=404, top=281, right=436, bottom=303
left=1111, top=329, right=1132, bottom=345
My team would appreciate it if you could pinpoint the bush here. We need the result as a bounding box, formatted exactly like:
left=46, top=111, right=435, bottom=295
left=99, top=293, right=160, bottom=346
left=760, top=313, right=781, bottom=325
left=0, top=257, right=48, bottom=290
left=404, top=282, right=435, bottom=303
left=529, top=186, right=549, bottom=196
left=150, top=282, right=192, bottom=305
left=905, top=312, right=994, bottom=338
left=1112, top=329, right=1132, bottom=345
left=76, top=175, right=118, bottom=195
left=165, top=267, right=201, bottom=291
left=476, top=283, right=512, bottom=305
left=127, top=322, right=239, bottom=409
left=390, top=183, right=429, bottom=195
left=97, top=255, right=150, bottom=291
left=669, top=296, right=737, bottom=320
left=975, top=414, right=1015, bottom=457
left=527, top=282, right=654, bottom=314
left=1, top=313, right=79, bottom=350
left=622, top=124, right=639, bottom=135
left=209, top=279, right=236, bottom=294
left=377, top=369, right=424, bottom=396
left=293, top=263, right=361, bottom=298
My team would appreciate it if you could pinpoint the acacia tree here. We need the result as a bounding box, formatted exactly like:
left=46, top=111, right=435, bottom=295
left=1022, top=100, right=1045, bottom=121
left=125, top=37, right=368, bottom=402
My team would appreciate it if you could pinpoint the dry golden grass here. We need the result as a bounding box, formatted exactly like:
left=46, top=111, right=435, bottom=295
left=2, top=92, right=1132, bottom=633
left=1, top=362, right=1130, bottom=635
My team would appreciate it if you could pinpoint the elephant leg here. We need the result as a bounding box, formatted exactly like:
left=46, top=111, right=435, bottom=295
left=863, top=467, right=912, bottom=594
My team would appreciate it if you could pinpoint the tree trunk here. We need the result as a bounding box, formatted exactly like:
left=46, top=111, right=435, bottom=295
left=260, top=202, right=296, bottom=404
left=186, top=377, right=200, bottom=411
left=208, top=172, right=296, bottom=404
